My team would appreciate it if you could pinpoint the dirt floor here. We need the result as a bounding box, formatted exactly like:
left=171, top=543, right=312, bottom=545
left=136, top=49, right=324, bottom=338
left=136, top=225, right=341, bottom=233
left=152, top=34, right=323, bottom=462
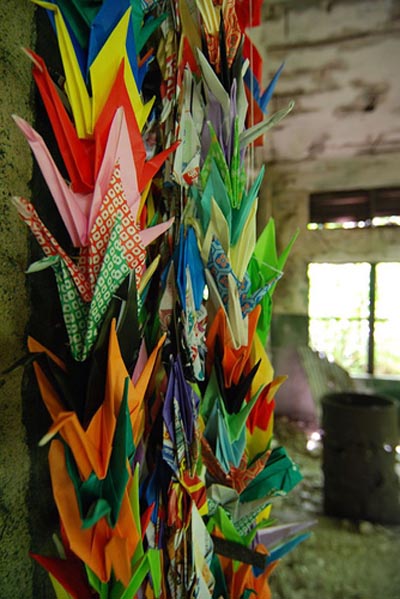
left=268, top=418, right=400, bottom=599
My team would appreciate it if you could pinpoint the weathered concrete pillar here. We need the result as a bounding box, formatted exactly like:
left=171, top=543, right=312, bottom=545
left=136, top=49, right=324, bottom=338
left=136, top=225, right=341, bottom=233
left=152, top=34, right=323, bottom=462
left=0, top=2, right=36, bottom=597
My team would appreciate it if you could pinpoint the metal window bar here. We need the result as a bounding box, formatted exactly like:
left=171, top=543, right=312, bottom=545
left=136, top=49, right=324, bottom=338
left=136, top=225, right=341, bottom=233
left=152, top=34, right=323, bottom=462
left=368, top=263, right=376, bottom=374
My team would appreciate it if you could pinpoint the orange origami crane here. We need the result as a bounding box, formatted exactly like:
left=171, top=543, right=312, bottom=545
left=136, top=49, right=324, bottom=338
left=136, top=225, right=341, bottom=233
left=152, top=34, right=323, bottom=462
left=29, top=320, right=166, bottom=479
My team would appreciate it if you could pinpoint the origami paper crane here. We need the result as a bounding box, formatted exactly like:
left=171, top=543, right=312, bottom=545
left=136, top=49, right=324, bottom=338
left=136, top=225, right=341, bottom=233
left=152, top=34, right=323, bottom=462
left=193, top=159, right=264, bottom=257
left=43, top=0, right=99, bottom=50
left=217, top=547, right=275, bottom=599
left=31, top=542, right=97, bottom=599
left=205, top=444, right=303, bottom=541
left=181, top=267, right=208, bottom=381
left=244, top=61, right=285, bottom=116
left=255, top=519, right=315, bottom=548
left=28, top=323, right=167, bottom=589
left=236, top=0, right=263, bottom=80
left=207, top=235, right=277, bottom=318
left=175, top=225, right=205, bottom=312
left=23, top=47, right=178, bottom=198
left=206, top=304, right=261, bottom=387
left=48, top=437, right=138, bottom=585
left=16, top=1, right=310, bottom=597
left=163, top=355, right=199, bottom=474
left=34, top=1, right=153, bottom=136
left=29, top=319, right=166, bottom=479
left=253, top=519, right=316, bottom=568
left=191, top=504, right=215, bottom=597
left=196, top=0, right=241, bottom=75
left=240, top=446, right=303, bottom=504
left=21, top=48, right=94, bottom=194
left=246, top=387, right=278, bottom=460
left=14, top=150, right=175, bottom=359
left=172, top=68, right=203, bottom=187
left=18, top=204, right=133, bottom=360
left=236, top=0, right=286, bottom=143
left=13, top=106, right=175, bottom=248
left=207, top=502, right=265, bottom=557
left=248, top=217, right=299, bottom=345
left=64, top=384, right=134, bottom=530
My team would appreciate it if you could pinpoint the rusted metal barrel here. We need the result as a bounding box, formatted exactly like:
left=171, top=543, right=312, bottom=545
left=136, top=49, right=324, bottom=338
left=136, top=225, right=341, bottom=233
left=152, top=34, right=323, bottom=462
left=322, top=392, right=399, bottom=523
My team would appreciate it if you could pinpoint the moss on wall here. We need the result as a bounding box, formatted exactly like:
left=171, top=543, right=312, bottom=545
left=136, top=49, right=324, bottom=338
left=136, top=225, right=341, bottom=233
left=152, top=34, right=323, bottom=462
left=0, top=2, right=36, bottom=597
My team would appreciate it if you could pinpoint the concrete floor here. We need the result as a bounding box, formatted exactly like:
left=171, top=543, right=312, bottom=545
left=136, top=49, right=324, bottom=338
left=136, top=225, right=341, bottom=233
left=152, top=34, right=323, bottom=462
left=269, top=417, right=400, bottom=599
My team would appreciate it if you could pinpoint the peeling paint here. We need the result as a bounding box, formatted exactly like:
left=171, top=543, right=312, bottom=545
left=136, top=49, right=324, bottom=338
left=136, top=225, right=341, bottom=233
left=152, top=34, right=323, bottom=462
left=335, top=81, right=389, bottom=115
left=253, top=0, right=400, bottom=161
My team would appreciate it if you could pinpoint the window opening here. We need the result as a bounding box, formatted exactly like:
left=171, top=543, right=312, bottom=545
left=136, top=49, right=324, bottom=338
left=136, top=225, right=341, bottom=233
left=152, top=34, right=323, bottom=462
left=308, top=262, right=400, bottom=376
left=308, top=187, right=400, bottom=230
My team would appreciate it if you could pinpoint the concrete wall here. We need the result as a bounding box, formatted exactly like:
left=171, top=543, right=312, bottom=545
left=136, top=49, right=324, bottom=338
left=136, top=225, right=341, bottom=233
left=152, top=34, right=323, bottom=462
left=255, top=0, right=400, bottom=162
left=269, top=152, right=400, bottom=321
left=252, top=1, right=400, bottom=351
left=0, top=2, right=36, bottom=597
